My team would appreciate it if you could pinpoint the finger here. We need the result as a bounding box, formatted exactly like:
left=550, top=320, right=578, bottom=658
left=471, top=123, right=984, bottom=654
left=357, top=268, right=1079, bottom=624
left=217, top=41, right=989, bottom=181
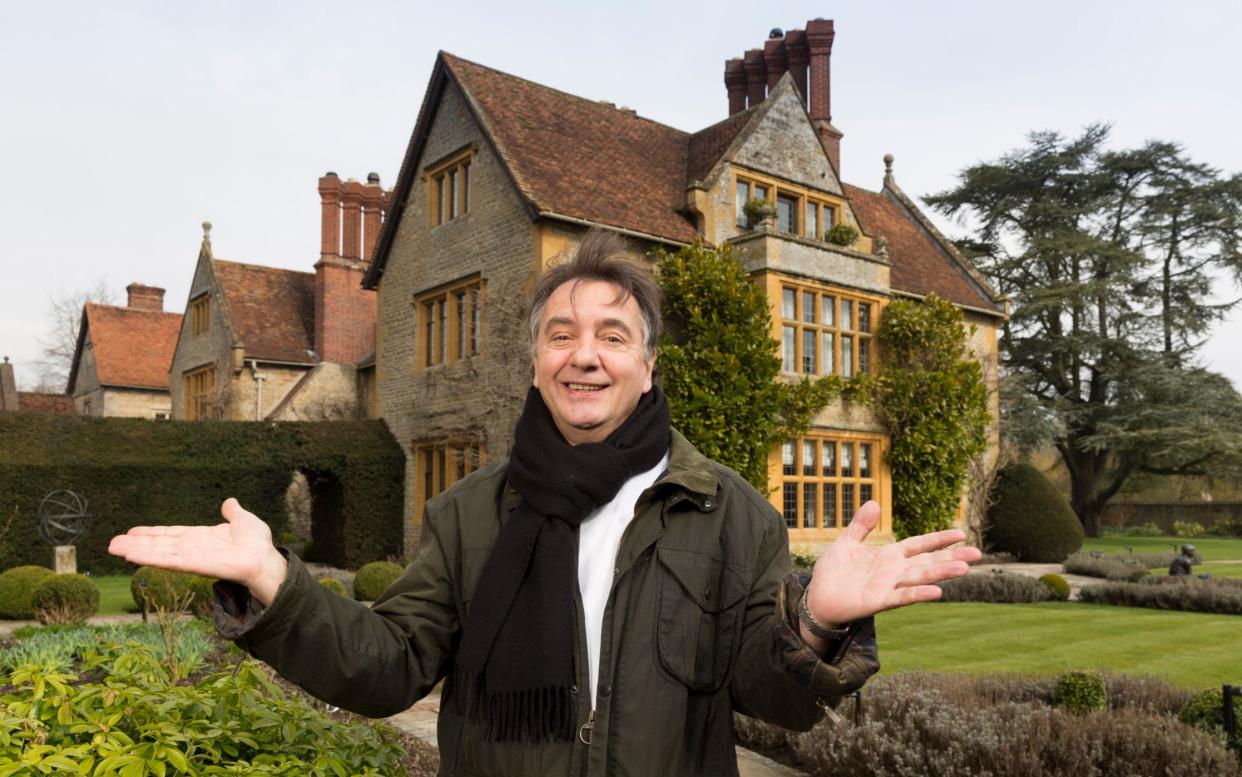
left=125, top=525, right=191, bottom=538
left=897, top=560, right=971, bottom=588
left=914, top=546, right=982, bottom=567
left=221, top=497, right=253, bottom=523
left=885, top=585, right=944, bottom=610
left=895, top=528, right=968, bottom=558
left=845, top=500, right=881, bottom=544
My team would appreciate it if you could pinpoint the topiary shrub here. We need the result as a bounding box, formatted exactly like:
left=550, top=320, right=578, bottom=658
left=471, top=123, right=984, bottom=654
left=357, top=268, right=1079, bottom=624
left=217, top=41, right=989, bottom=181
left=936, top=572, right=1053, bottom=603
left=1039, top=573, right=1071, bottom=601
left=826, top=223, right=860, bottom=247
left=1179, top=687, right=1242, bottom=736
left=353, top=561, right=403, bottom=601
left=1053, top=670, right=1107, bottom=714
left=31, top=573, right=100, bottom=625
left=0, top=565, right=55, bottom=619
left=319, top=577, right=348, bottom=597
left=188, top=575, right=217, bottom=619
left=984, top=462, right=1084, bottom=562
left=130, top=566, right=195, bottom=611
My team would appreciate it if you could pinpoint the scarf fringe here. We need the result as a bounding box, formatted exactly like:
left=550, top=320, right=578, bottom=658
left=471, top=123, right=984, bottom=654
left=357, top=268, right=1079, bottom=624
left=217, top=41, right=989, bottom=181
left=450, top=666, right=576, bottom=743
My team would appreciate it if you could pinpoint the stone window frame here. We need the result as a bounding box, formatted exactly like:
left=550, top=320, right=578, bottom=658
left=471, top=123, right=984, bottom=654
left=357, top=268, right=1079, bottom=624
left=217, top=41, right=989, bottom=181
left=734, top=171, right=843, bottom=240
left=778, top=432, right=883, bottom=534
left=415, top=274, right=483, bottom=370
left=189, top=294, right=210, bottom=337
left=776, top=278, right=878, bottom=378
left=413, top=439, right=486, bottom=519
left=183, top=364, right=215, bottom=421
left=426, top=146, right=475, bottom=227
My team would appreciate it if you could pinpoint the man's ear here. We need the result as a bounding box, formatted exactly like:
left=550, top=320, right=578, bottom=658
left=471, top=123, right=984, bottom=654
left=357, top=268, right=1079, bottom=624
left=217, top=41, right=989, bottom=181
left=642, top=354, right=655, bottom=393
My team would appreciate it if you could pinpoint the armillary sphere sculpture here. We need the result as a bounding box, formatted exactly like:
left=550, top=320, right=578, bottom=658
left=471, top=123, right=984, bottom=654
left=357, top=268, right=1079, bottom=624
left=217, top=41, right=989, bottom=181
left=37, top=489, right=91, bottom=546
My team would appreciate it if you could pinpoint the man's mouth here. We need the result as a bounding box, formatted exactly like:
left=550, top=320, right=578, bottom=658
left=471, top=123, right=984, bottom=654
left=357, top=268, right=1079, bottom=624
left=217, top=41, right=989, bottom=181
left=566, top=382, right=605, bottom=393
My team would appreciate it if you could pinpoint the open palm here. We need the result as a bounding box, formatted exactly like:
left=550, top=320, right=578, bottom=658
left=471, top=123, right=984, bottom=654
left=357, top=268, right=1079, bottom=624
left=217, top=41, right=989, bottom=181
left=806, top=501, right=980, bottom=626
left=108, top=498, right=288, bottom=604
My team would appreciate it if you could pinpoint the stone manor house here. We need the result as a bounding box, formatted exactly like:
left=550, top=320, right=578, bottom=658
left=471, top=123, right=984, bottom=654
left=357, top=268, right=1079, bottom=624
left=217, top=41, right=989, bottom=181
left=362, top=18, right=1007, bottom=553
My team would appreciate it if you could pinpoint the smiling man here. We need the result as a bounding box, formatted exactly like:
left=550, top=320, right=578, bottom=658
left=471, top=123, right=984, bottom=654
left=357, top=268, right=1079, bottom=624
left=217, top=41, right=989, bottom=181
left=110, top=229, right=980, bottom=776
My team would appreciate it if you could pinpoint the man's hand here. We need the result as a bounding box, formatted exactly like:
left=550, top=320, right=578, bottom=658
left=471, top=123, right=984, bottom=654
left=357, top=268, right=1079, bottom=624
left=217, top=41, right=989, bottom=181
left=800, top=500, right=980, bottom=653
left=108, top=498, right=288, bottom=606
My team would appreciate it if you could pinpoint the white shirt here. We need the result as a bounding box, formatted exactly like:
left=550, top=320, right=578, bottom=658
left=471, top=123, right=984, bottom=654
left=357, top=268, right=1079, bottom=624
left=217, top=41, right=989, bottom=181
left=577, top=451, right=669, bottom=708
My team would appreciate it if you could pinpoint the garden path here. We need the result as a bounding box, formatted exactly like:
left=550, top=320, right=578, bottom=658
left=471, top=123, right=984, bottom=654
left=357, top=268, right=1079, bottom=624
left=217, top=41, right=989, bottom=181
left=968, top=563, right=1099, bottom=600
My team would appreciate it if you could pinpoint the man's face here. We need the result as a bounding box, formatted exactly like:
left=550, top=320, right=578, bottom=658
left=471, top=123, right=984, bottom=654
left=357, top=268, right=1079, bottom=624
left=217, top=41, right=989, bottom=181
left=532, top=279, right=655, bottom=445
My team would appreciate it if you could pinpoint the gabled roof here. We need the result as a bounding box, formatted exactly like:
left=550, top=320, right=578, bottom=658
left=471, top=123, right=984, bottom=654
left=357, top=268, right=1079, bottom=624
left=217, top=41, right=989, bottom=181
left=70, top=303, right=182, bottom=391
left=212, top=260, right=316, bottom=364
left=445, top=54, right=698, bottom=244
left=844, top=183, right=1002, bottom=314
left=686, top=108, right=756, bottom=186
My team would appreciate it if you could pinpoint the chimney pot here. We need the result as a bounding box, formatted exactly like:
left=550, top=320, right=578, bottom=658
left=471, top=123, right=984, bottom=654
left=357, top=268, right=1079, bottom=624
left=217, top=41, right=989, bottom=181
left=724, top=58, right=747, bottom=115
left=367, top=172, right=381, bottom=184
left=769, top=28, right=783, bottom=38
left=742, top=48, right=767, bottom=108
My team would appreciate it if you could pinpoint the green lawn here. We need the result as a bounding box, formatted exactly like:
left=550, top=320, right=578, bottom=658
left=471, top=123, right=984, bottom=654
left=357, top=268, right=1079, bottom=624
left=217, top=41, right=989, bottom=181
left=876, top=601, right=1242, bottom=689
left=1082, top=535, right=1242, bottom=560
left=95, top=575, right=137, bottom=616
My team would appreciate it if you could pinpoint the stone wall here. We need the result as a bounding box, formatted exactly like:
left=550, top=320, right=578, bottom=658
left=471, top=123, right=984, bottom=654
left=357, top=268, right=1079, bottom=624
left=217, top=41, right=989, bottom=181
left=376, top=80, right=544, bottom=554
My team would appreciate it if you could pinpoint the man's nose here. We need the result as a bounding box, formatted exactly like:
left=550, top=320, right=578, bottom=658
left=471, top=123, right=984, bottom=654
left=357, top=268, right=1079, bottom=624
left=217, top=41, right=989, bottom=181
left=570, top=338, right=601, bottom=369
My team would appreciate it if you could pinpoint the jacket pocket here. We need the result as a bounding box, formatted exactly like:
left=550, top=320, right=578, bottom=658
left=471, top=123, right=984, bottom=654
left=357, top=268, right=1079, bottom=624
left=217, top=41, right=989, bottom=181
left=655, top=547, right=748, bottom=692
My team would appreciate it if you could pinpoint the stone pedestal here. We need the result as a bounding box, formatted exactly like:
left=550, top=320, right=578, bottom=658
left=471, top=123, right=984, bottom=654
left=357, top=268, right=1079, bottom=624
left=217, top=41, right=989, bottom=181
left=54, top=545, right=77, bottom=574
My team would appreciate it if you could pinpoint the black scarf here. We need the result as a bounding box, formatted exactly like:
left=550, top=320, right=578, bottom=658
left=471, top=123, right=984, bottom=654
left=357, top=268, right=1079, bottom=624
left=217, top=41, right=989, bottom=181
left=452, top=385, right=670, bottom=742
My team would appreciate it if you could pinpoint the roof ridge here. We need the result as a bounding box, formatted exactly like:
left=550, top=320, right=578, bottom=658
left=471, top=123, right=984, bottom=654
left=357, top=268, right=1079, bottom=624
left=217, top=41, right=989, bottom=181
left=211, top=258, right=314, bottom=277
left=442, top=51, right=690, bottom=136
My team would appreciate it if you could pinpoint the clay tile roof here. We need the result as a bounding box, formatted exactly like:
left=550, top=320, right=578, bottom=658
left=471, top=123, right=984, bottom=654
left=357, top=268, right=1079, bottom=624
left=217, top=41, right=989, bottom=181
left=843, top=184, right=1001, bottom=313
left=212, top=260, right=316, bottom=364
left=444, top=54, right=698, bottom=244
left=686, top=108, right=756, bottom=185
left=84, top=303, right=183, bottom=389
left=15, top=392, right=76, bottom=415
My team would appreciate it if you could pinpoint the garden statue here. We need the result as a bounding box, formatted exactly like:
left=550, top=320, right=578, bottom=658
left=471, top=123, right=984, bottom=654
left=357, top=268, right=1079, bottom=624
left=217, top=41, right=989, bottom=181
left=37, top=489, right=90, bottom=573
left=1168, top=543, right=1196, bottom=576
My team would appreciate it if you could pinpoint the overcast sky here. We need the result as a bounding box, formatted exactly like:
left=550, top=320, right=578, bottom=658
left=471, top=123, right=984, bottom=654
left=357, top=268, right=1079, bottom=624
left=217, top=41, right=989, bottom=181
left=3, top=1, right=1239, bottom=391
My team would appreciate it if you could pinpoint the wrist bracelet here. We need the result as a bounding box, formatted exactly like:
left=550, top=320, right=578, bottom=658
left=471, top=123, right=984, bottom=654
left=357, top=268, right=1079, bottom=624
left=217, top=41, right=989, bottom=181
left=797, top=590, right=852, bottom=641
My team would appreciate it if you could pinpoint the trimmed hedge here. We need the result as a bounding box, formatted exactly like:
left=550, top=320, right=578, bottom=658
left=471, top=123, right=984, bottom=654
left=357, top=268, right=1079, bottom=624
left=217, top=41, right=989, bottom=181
left=0, top=565, right=55, bottom=619
left=935, top=571, right=1053, bottom=603
left=31, top=573, right=100, bottom=624
left=984, top=462, right=1084, bottom=562
left=1079, top=576, right=1242, bottom=615
left=1039, top=573, right=1071, bottom=601
left=0, top=414, right=404, bottom=573
left=354, top=561, right=404, bottom=601
left=1052, top=670, right=1106, bottom=713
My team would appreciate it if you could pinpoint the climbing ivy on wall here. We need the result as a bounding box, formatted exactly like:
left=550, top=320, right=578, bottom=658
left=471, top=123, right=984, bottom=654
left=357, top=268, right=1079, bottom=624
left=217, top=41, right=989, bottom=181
left=873, top=295, right=991, bottom=538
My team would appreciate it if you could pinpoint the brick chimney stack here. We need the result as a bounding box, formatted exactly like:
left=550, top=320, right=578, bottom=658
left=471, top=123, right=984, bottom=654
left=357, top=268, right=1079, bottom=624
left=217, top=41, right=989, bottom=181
left=314, top=171, right=387, bottom=364
left=126, top=283, right=165, bottom=312
left=805, top=18, right=844, bottom=175
left=723, top=19, right=844, bottom=174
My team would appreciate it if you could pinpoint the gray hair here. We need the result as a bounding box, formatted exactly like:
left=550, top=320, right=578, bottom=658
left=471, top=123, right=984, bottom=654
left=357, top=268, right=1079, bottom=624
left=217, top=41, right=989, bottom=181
left=527, top=229, right=662, bottom=359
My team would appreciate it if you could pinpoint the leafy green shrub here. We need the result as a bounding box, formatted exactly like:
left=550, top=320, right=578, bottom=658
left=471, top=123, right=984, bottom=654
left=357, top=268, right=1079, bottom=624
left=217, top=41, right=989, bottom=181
left=319, top=577, right=348, bottom=596
left=1053, top=670, right=1107, bottom=713
left=31, top=573, right=100, bottom=625
left=1039, top=573, right=1070, bottom=601
left=935, top=571, right=1053, bottom=603
left=984, top=463, right=1084, bottom=562
left=789, top=548, right=818, bottom=572
left=131, top=565, right=195, bottom=611
left=0, top=565, right=54, bottom=618
left=0, top=645, right=407, bottom=775
left=1116, top=522, right=1164, bottom=537
left=0, top=622, right=215, bottom=674
left=1079, top=576, right=1242, bottom=614
left=733, top=672, right=1239, bottom=777
left=1173, top=520, right=1207, bottom=539
left=188, top=574, right=217, bottom=619
left=1208, top=519, right=1242, bottom=538
left=1180, top=687, right=1242, bottom=736
left=354, top=561, right=404, bottom=601
left=825, top=222, right=860, bottom=247
left=874, top=295, right=990, bottom=538
left=741, top=197, right=775, bottom=227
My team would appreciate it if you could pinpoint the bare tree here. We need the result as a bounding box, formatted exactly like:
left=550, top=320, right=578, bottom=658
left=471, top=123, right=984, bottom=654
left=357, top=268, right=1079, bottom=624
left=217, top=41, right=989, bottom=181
left=35, top=278, right=116, bottom=392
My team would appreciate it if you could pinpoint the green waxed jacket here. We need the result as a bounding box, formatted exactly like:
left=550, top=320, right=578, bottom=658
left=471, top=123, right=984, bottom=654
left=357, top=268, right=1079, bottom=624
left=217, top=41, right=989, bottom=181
left=216, top=430, right=879, bottom=777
